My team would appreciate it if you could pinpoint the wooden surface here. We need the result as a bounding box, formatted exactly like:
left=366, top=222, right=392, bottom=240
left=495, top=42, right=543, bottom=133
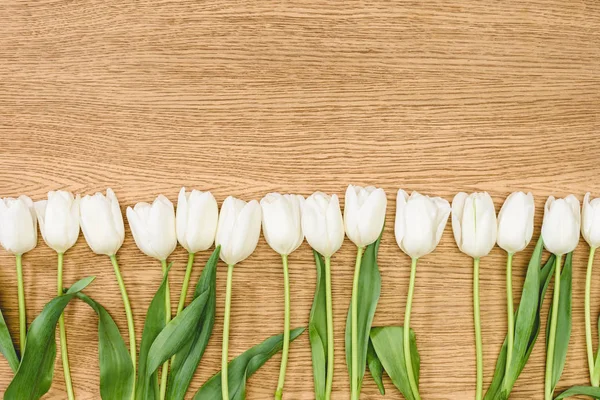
left=0, top=0, right=599, bottom=398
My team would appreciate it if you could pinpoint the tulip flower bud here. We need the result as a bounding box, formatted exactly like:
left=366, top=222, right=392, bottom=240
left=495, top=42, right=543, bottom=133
left=541, top=195, right=580, bottom=255
left=127, top=194, right=177, bottom=261
left=395, top=190, right=451, bottom=259
left=582, top=192, right=600, bottom=249
left=0, top=195, right=37, bottom=255
left=80, top=188, right=125, bottom=256
left=176, top=187, right=219, bottom=254
left=35, top=191, right=80, bottom=254
left=344, top=184, right=387, bottom=248
left=497, top=191, right=535, bottom=254
left=215, top=196, right=262, bottom=265
left=301, top=192, right=345, bottom=258
left=260, top=193, right=304, bottom=255
left=452, top=192, right=497, bottom=258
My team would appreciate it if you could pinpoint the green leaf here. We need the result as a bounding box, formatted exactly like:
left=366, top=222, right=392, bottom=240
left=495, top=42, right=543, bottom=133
left=145, top=290, right=209, bottom=375
left=367, top=339, right=385, bottom=395
left=554, top=385, right=600, bottom=399
left=135, top=266, right=171, bottom=400
left=0, top=303, right=19, bottom=372
left=369, top=326, right=420, bottom=400
left=193, top=327, right=305, bottom=399
left=167, top=246, right=220, bottom=400
left=76, top=292, right=134, bottom=400
left=546, top=252, right=573, bottom=394
left=308, top=250, right=328, bottom=400
left=484, top=245, right=556, bottom=400
left=4, top=277, right=95, bottom=400
left=345, top=237, right=382, bottom=393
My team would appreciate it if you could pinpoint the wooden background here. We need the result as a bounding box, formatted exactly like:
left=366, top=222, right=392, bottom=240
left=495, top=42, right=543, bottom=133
left=0, top=0, right=599, bottom=398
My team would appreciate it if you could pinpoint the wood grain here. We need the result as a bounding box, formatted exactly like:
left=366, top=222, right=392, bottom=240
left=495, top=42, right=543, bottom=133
left=0, top=0, right=599, bottom=398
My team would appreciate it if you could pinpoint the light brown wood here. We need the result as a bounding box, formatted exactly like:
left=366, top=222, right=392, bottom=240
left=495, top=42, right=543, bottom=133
left=0, top=0, right=599, bottom=398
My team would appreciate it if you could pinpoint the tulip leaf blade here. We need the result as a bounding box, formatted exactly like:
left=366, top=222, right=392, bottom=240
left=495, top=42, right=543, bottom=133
left=135, top=267, right=171, bottom=400
left=546, top=252, right=572, bottom=395
left=0, top=304, right=19, bottom=372
left=193, top=327, right=305, bottom=399
left=167, top=246, right=220, bottom=400
left=145, top=289, right=209, bottom=376
left=308, top=250, right=328, bottom=400
left=367, top=339, right=385, bottom=395
left=76, top=292, right=134, bottom=400
left=4, top=277, right=95, bottom=400
left=554, top=385, right=600, bottom=399
left=484, top=246, right=556, bottom=400
left=369, top=326, right=419, bottom=400
left=345, top=237, right=382, bottom=393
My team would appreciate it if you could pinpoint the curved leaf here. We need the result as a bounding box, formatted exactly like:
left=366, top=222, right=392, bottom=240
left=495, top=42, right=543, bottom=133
left=135, top=266, right=171, bottom=400
left=484, top=247, right=556, bottom=400
left=167, top=246, right=220, bottom=400
left=76, top=293, right=134, bottom=400
left=0, top=304, right=19, bottom=372
left=146, top=289, right=209, bottom=375
left=546, top=252, right=573, bottom=395
left=367, top=339, right=384, bottom=395
left=345, top=237, right=382, bottom=393
left=369, top=326, right=420, bottom=400
left=554, top=385, right=600, bottom=399
left=194, top=327, right=305, bottom=399
left=4, top=277, right=95, bottom=400
left=308, top=250, right=328, bottom=400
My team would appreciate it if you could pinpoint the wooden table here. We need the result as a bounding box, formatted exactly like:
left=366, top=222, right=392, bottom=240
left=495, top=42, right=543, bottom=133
left=0, top=0, right=599, bottom=398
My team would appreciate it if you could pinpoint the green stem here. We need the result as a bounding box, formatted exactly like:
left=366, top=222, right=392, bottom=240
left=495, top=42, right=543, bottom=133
left=110, top=254, right=137, bottom=399
left=324, top=256, right=334, bottom=400
left=176, top=252, right=195, bottom=315
left=473, top=257, right=483, bottom=400
left=545, top=254, right=563, bottom=400
left=57, top=253, right=75, bottom=400
left=275, top=254, right=291, bottom=400
left=586, top=248, right=598, bottom=385
left=169, top=252, right=196, bottom=369
left=222, top=263, right=235, bottom=400
left=15, top=254, right=26, bottom=355
left=404, top=258, right=421, bottom=400
left=585, top=247, right=598, bottom=386
left=351, top=246, right=365, bottom=400
left=505, top=252, right=515, bottom=376
left=160, top=259, right=171, bottom=400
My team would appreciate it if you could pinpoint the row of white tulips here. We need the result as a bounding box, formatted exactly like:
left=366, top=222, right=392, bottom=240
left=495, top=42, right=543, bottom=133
left=0, top=186, right=598, bottom=400
left=2, top=188, right=596, bottom=263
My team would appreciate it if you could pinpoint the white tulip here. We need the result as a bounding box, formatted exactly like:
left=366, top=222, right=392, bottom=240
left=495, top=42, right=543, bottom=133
left=80, top=188, right=125, bottom=256
left=260, top=193, right=304, bottom=255
left=301, top=192, right=345, bottom=257
left=215, top=196, right=262, bottom=265
left=497, top=191, right=535, bottom=254
left=127, top=195, right=177, bottom=261
left=541, top=195, right=580, bottom=255
left=344, top=185, right=387, bottom=248
left=582, top=193, right=600, bottom=249
left=395, top=190, right=451, bottom=259
left=0, top=195, right=37, bottom=255
left=34, top=191, right=80, bottom=254
left=176, top=187, right=219, bottom=254
left=452, top=192, right=497, bottom=258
